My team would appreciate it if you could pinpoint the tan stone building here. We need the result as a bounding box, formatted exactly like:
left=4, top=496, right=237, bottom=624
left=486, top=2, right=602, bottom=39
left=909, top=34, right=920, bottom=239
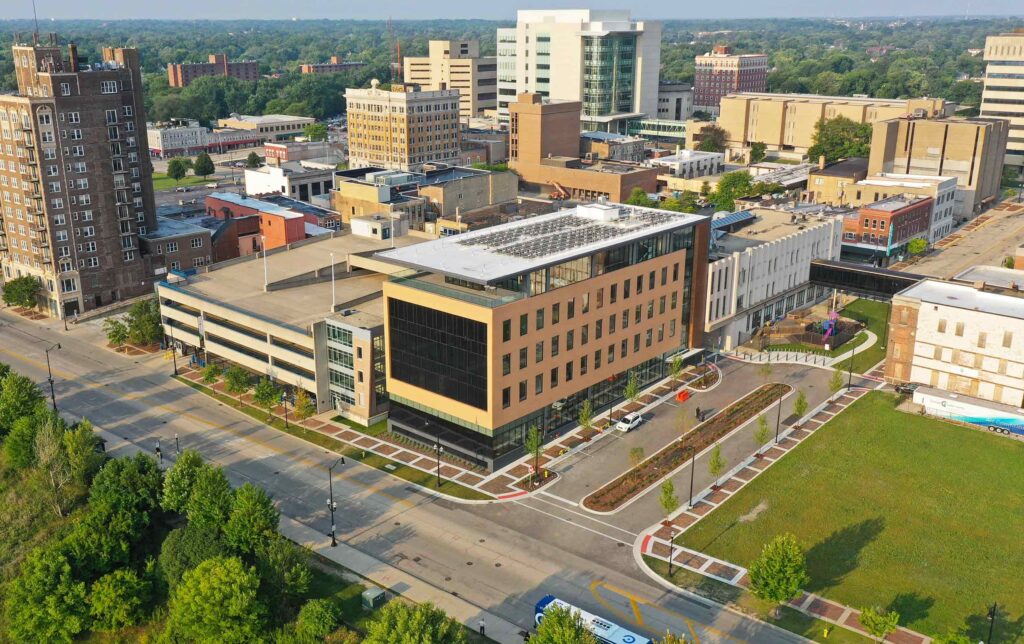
left=216, top=113, right=315, bottom=141
left=980, top=30, right=1024, bottom=177
left=299, top=56, right=367, bottom=75
left=868, top=116, right=1009, bottom=217
left=1, top=37, right=158, bottom=318
left=691, top=93, right=952, bottom=158
left=403, top=40, right=497, bottom=119
left=376, top=201, right=709, bottom=469
left=345, top=81, right=461, bottom=172
left=508, top=93, right=658, bottom=201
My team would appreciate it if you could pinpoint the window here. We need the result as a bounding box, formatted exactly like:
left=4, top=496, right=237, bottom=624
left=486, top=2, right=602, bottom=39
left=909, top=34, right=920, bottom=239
left=609, top=313, right=616, bottom=333
left=581, top=324, right=589, bottom=345
left=551, top=335, right=560, bottom=357
left=623, top=279, right=631, bottom=299
left=582, top=293, right=590, bottom=314
left=610, top=284, right=617, bottom=304
left=550, top=367, right=558, bottom=388
left=622, top=309, right=629, bottom=330
left=502, top=387, right=511, bottom=408
left=101, top=80, right=118, bottom=94
left=567, top=299, right=575, bottom=320
left=502, top=353, right=511, bottom=375
left=535, top=374, right=543, bottom=395
left=520, top=313, right=528, bottom=336
left=594, top=349, right=602, bottom=369
left=536, top=308, right=544, bottom=330
left=607, top=344, right=615, bottom=364
left=633, top=334, right=641, bottom=352
left=519, top=380, right=527, bottom=402
left=978, top=332, right=987, bottom=349
left=955, top=321, right=964, bottom=337
left=937, top=319, right=947, bottom=333
left=552, top=303, right=560, bottom=324
left=596, top=319, right=603, bottom=340
left=596, top=288, right=604, bottom=309
left=519, top=347, right=528, bottom=369
left=502, top=319, right=511, bottom=342
left=535, top=341, right=544, bottom=362
left=565, top=361, right=573, bottom=382
left=190, top=237, right=203, bottom=249
left=166, top=241, right=178, bottom=252
left=1004, top=331, right=1013, bottom=348
left=580, top=355, right=588, bottom=376
left=566, top=330, right=574, bottom=351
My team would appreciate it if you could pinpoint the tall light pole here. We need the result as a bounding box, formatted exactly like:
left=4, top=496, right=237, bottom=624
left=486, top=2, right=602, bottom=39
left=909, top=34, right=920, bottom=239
left=166, top=324, right=179, bottom=376
left=668, top=525, right=676, bottom=576
left=687, top=448, right=695, bottom=509
left=329, top=252, right=336, bottom=312
left=327, top=457, right=345, bottom=547
left=261, top=235, right=269, bottom=291
left=435, top=435, right=444, bottom=488
left=987, top=603, right=998, bottom=644
left=44, top=343, right=61, bottom=411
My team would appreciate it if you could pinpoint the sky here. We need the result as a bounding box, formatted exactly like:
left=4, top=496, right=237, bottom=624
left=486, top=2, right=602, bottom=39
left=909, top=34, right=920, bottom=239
left=6, top=0, right=1023, bottom=21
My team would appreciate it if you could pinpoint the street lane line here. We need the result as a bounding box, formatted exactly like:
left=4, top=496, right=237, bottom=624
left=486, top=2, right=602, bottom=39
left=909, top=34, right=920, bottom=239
left=591, top=580, right=742, bottom=643
left=511, top=500, right=629, bottom=545
left=528, top=495, right=638, bottom=537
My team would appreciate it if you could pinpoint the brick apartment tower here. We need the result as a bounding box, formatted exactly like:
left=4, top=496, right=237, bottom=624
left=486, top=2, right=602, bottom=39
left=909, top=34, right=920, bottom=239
left=167, top=54, right=259, bottom=87
left=0, top=34, right=157, bottom=318
left=693, top=45, right=768, bottom=115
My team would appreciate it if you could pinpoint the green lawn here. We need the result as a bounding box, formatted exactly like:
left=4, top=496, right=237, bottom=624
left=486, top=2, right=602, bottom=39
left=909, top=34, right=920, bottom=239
left=333, top=415, right=389, bottom=437
left=769, top=331, right=868, bottom=358
left=676, top=392, right=1024, bottom=639
left=152, top=172, right=213, bottom=191
left=834, top=299, right=890, bottom=373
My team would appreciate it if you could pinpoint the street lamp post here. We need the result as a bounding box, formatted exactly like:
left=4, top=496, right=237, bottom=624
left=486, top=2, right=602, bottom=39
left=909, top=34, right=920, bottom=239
left=668, top=525, right=676, bottom=576
left=775, top=387, right=782, bottom=444
left=327, top=457, right=345, bottom=547
left=329, top=252, right=336, bottom=312
left=687, top=448, right=695, bottom=508
left=167, top=324, right=179, bottom=376
left=155, top=439, right=163, bottom=466
left=435, top=436, right=444, bottom=488
left=282, top=392, right=290, bottom=429
left=988, top=603, right=998, bottom=644
left=44, top=343, right=61, bottom=411
left=175, top=433, right=180, bottom=455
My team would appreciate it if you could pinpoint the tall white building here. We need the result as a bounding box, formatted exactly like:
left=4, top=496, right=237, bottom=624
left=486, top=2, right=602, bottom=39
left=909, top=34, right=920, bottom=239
left=495, top=10, right=661, bottom=132
left=981, top=30, right=1024, bottom=178
left=704, top=208, right=844, bottom=350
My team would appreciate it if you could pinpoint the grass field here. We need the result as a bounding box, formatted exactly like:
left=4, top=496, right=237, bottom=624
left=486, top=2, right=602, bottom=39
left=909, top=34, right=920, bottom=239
left=769, top=331, right=868, bottom=358
left=676, top=392, right=1024, bottom=639
left=152, top=172, right=212, bottom=191
left=834, top=299, right=889, bottom=373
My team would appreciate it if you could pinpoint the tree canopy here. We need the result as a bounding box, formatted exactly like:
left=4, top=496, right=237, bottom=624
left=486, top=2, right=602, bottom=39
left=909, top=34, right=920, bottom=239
left=747, top=533, right=810, bottom=607
left=534, top=604, right=599, bottom=644
left=806, top=116, right=872, bottom=164
left=363, top=601, right=467, bottom=644
left=0, top=275, right=41, bottom=309
left=165, top=556, right=266, bottom=643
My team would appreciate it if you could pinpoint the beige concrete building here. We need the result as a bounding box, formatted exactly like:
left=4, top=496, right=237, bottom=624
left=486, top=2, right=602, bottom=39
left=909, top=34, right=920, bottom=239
left=868, top=116, right=1009, bottom=217
left=345, top=81, right=461, bottom=172
left=496, top=10, right=661, bottom=131
left=403, top=40, right=497, bottom=119
left=981, top=30, right=1024, bottom=177
left=508, top=94, right=658, bottom=202
left=299, top=56, right=367, bottom=74
left=693, top=93, right=952, bottom=158
left=376, top=201, right=709, bottom=469
left=886, top=272, right=1024, bottom=407
left=1, top=37, right=158, bottom=319
left=216, top=113, right=315, bottom=141
left=157, top=231, right=427, bottom=425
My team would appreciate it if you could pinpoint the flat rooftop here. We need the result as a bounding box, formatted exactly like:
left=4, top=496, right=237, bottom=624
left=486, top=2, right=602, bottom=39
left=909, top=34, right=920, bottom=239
left=953, top=265, right=1024, bottom=289
left=863, top=195, right=929, bottom=213
left=726, top=92, right=932, bottom=106
left=715, top=208, right=836, bottom=253
left=208, top=192, right=304, bottom=219
left=376, top=202, right=706, bottom=284
left=651, top=150, right=723, bottom=163
left=261, top=194, right=338, bottom=219
left=164, top=233, right=425, bottom=332
left=859, top=173, right=955, bottom=189
left=580, top=130, right=642, bottom=143
left=812, top=158, right=869, bottom=178
left=223, top=114, right=314, bottom=124
left=142, top=217, right=209, bottom=240
left=898, top=279, right=1024, bottom=321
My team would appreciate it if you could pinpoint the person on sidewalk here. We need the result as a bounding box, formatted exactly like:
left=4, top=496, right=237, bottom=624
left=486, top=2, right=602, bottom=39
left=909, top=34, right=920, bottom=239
left=478, top=618, right=486, bottom=636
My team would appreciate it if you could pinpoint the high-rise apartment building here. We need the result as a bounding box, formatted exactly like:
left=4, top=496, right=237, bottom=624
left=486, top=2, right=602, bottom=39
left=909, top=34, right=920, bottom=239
left=868, top=116, right=1009, bottom=218
left=1, top=36, right=157, bottom=318
left=693, top=45, right=768, bottom=115
left=376, top=201, right=709, bottom=469
left=495, top=10, right=661, bottom=132
left=167, top=54, right=259, bottom=87
left=345, top=81, right=461, bottom=172
left=980, top=30, right=1024, bottom=178
left=403, top=40, right=498, bottom=119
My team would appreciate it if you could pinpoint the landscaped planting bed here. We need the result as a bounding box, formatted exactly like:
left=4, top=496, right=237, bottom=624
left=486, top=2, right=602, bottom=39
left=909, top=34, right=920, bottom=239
left=582, top=383, right=791, bottom=512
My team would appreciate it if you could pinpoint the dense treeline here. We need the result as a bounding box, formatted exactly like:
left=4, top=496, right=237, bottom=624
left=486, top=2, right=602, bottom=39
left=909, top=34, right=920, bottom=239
left=0, top=16, right=1018, bottom=122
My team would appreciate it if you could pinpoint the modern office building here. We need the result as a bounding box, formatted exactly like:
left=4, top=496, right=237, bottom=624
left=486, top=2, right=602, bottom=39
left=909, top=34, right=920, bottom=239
left=656, top=83, right=694, bottom=121
left=244, top=160, right=336, bottom=203
left=705, top=207, right=843, bottom=350
left=868, top=115, right=1009, bottom=217
left=695, top=93, right=952, bottom=158
left=0, top=37, right=158, bottom=318
left=841, top=195, right=932, bottom=264
left=216, top=113, right=315, bottom=142
left=508, top=94, right=658, bottom=201
left=495, top=9, right=661, bottom=131
left=374, top=200, right=709, bottom=469
left=157, top=230, right=427, bottom=426
left=299, top=56, right=368, bottom=74
left=648, top=150, right=725, bottom=179
left=980, top=30, right=1024, bottom=178
left=345, top=81, right=461, bottom=172
left=403, top=40, right=498, bottom=119
left=167, top=54, right=259, bottom=87
left=693, top=46, right=768, bottom=115
left=886, top=273, right=1024, bottom=407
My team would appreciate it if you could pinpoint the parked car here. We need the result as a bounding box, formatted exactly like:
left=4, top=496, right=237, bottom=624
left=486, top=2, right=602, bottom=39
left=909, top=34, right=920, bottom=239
left=173, top=186, right=191, bottom=193
left=894, top=382, right=920, bottom=395
left=615, top=412, right=643, bottom=432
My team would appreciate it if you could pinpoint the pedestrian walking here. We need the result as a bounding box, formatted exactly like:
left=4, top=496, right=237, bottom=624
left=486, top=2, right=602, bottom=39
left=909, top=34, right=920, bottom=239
left=478, top=618, right=486, bottom=636
left=695, top=406, right=701, bottom=419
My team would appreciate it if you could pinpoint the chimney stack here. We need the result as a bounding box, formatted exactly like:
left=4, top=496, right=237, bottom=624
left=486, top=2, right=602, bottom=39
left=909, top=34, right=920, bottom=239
left=818, top=155, right=826, bottom=171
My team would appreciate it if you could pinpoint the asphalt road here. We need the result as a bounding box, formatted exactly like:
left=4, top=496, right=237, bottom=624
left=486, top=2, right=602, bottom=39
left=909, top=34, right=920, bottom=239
left=909, top=203, right=1024, bottom=279
left=0, top=311, right=806, bottom=644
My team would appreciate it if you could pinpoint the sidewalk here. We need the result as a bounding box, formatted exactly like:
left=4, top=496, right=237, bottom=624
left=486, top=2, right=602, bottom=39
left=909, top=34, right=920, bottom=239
left=726, top=330, right=878, bottom=369
left=637, top=377, right=931, bottom=644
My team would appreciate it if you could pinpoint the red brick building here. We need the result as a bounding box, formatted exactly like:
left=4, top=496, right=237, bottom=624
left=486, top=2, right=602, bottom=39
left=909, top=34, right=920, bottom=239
left=841, top=195, right=932, bottom=264
left=167, top=54, right=259, bottom=88
left=693, top=45, right=768, bottom=114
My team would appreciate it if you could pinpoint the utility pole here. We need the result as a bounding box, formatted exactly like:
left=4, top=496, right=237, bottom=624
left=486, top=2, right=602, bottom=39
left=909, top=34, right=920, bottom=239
left=327, top=457, right=345, bottom=547
left=44, top=343, right=61, bottom=411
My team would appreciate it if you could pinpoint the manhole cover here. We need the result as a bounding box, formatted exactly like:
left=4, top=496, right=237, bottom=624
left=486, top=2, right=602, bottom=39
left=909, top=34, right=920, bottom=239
left=394, top=522, right=400, bottom=526
left=466, top=562, right=473, bottom=566
left=494, top=563, right=502, bottom=567
left=413, top=557, right=421, bottom=563
left=479, top=538, right=485, bottom=543
left=617, top=542, right=625, bottom=547
left=445, top=576, right=452, bottom=582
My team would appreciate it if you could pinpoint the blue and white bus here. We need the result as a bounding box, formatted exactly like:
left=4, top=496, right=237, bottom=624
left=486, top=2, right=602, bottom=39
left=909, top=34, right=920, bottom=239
left=534, top=595, right=653, bottom=644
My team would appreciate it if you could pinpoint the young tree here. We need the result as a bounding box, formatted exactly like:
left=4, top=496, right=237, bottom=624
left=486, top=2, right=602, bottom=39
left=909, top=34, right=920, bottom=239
left=659, top=479, right=679, bottom=523
left=296, top=598, right=340, bottom=641
left=748, top=533, right=810, bottom=615
left=907, top=238, right=927, bottom=255
left=192, top=152, right=215, bottom=178
left=533, top=604, right=598, bottom=644
left=292, top=388, right=315, bottom=420
left=185, top=466, right=235, bottom=534
left=252, top=377, right=281, bottom=421
left=303, top=122, right=328, bottom=142
left=0, top=372, right=44, bottom=434
left=224, top=483, right=280, bottom=555
left=363, top=601, right=467, bottom=644
left=695, top=123, right=727, bottom=153
left=158, top=525, right=230, bottom=589
left=828, top=368, right=845, bottom=401
left=1, top=274, right=41, bottom=308
left=165, top=557, right=266, bottom=642
left=88, top=568, right=151, bottom=631
left=859, top=606, right=900, bottom=642
left=749, top=141, right=768, bottom=164
left=254, top=534, right=312, bottom=620
left=578, top=399, right=593, bottom=432
left=201, top=363, right=222, bottom=384
left=103, top=317, right=130, bottom=348
left=223, top=365, right=251, bottom=403
left=4, top=545, right=89, bottom=642
left=759, top=360, right=774, bottom=384
left=707, top=443, right=727, bottom=487
left=793, top=390, right=808, bottom=425
left=166, top=157, right=191, bottom=184
left=245, top=151, right=262, bottom=168
left=657, top=633, right=689, bottom=644
left=33, top=415, right=75, bottom=517
left=63, top=419, right=105, bottom=488
left=669, top=355, right=684, bottom=381
left=754, top=414, right=771, bottom=456
left=625, top=187, right=657, bottom=208
left=622, top=370, right=641, bottom=420
left=5, top=414, right=41, bottom=468
left=806, top=116, right=872, bottom=164
left=524, top=424, right=543, bottom=486
left=125, top=299, right=163, bottom=346
left=629, top=447, right=646, bottom=479
left=162, top=449, right=206, bottom=513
